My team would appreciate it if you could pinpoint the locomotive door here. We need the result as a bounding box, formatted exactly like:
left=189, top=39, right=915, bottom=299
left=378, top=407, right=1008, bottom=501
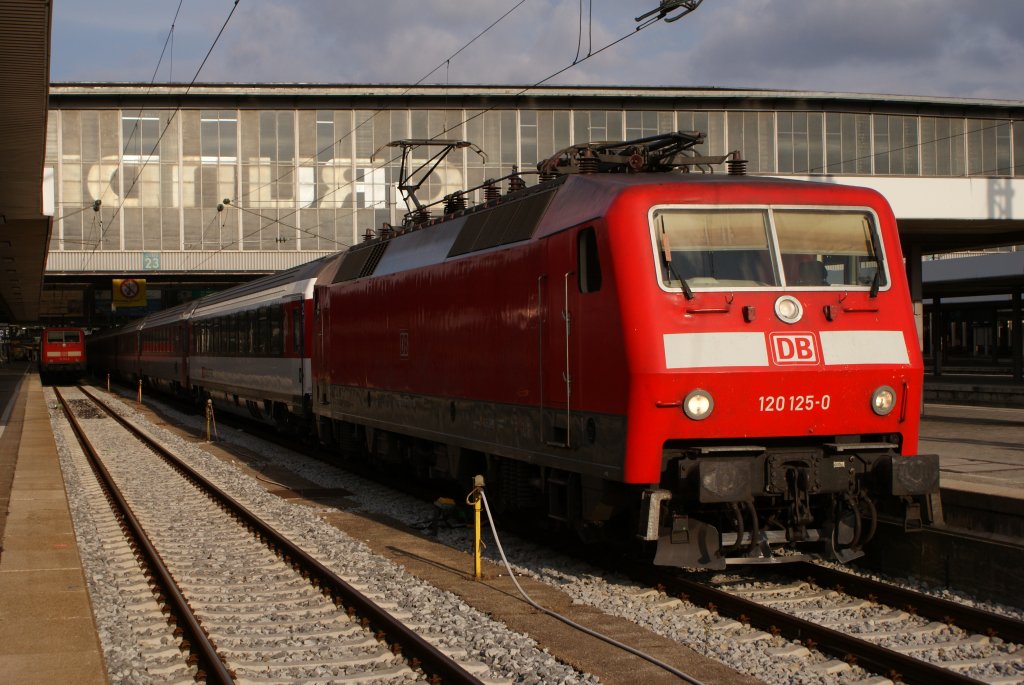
left=541, top=229, right=583, bottom=447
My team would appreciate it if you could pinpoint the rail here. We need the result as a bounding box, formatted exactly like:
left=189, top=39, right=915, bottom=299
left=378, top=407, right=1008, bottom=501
left=54, top=387, right=234, bottom=683
left=73, top=385, right=484, bottom=685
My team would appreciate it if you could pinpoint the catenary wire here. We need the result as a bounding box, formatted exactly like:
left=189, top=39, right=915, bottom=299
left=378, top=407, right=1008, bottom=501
left=223, top=6, right=685, bottom=252
left=232, top=0, right=529, bottom=209
left=86, top=0, right=241, bottom=264
left=186, top=1, right=532, bottom=269
left=91, top=0, right=185, bottom=215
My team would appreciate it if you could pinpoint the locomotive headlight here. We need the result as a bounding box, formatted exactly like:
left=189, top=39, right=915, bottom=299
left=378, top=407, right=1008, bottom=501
left=774, top=295, right=803, bottom=324
left=684, top=389, right=714, bottom=420
left=871, top=385, right=896, bottom=416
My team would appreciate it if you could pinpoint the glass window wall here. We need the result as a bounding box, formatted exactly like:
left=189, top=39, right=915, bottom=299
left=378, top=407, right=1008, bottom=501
left=967, top=118, right=1013, bottom=176
left=920, top=116, right=966, bottom=176
left=825, top=112, right=871, bottom=174
left=677, top=111, right=727, bottom=158
left=872, top=115, right=919, bottom=175
left=574, top=110, right=623, bottom=146
left=45, top=99, right=1022, bottom=265
left=727, top=111, right=776, bottom=173
left=777, top=112, right=824, bottom=174
left=1013, top=121, right=1024, bottom=178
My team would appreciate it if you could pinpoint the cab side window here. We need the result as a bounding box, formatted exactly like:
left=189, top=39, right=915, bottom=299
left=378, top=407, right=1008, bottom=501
left=577, top=227, right=602, bottom=294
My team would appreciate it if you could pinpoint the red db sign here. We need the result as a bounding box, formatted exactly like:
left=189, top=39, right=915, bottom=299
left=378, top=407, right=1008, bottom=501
left=769, top=333, right=819, bottom=365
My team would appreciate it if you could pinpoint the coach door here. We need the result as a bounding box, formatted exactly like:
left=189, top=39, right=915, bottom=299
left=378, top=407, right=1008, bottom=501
left=314, top=290, right=329, bottom=406
left=541, top=228, right=592, bottom=448
left=288, top=298, right=305, bottom=390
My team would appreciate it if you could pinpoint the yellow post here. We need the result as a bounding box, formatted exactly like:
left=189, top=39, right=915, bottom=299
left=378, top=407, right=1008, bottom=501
left=466, top=475, right=485, bottom=579
left=473, top=494, right=482, bottom=579
left=106, top=373, right=110, bottom=392
left=137, top=379, right=142, bottom=403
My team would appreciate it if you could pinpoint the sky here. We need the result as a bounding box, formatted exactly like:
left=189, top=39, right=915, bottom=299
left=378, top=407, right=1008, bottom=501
left=51, top=0, right=1024, bottom=101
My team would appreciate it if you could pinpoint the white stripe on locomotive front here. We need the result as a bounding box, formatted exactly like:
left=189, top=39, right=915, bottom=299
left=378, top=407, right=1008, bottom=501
left=819, top=330, right=910, bottom=365
left=663, top=331, right=910, bottom=368
left=663, top=332, right=770, bottom=368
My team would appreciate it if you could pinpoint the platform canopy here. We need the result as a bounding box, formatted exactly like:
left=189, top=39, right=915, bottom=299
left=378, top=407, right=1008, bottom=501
left=0, top=1, right=53, bottom=323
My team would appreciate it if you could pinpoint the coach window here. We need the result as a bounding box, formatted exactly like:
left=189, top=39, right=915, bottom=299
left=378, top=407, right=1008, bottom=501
left=239, top=311, right=249, bottom=354
left=257, top=307, right=269, bottom=354
left=292, top=304, right=303, bottom=353
left=577, top=227, right=602, bottom=293
left=228, top=314, right=238, bottom=355
left=235, top=315, right=245, bottom=354
left=270, top=307, right=283, bottom=355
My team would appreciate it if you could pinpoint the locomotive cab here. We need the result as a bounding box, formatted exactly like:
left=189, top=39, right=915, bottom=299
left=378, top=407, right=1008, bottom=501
left=611, top=184, right=940, bottom=568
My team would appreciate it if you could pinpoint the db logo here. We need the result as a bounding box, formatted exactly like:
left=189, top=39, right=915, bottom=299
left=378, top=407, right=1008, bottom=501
left=769, top=333, right=819, bottom=365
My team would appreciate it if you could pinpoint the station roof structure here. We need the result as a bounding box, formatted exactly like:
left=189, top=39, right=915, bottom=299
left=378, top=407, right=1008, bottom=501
left=2, top=24, right=1023, bottom=322
left=0, top=1, right=53, bottom=323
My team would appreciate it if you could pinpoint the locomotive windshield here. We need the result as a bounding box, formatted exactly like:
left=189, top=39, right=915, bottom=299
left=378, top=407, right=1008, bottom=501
left=46, top=330, right=82, bottom=343
left=652, top=207, right=886, bottom=291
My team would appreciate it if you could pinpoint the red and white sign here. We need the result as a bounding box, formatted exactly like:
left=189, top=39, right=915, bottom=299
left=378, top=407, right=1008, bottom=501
left=769, top=332, right=819, bottom=365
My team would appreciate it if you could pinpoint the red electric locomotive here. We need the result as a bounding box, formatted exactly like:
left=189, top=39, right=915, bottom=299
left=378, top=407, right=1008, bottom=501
left=312, top=133, right=938, bottom=568
left=87, top=132, right=938, bottom=569
left=40, top=327, right=87, bottom=381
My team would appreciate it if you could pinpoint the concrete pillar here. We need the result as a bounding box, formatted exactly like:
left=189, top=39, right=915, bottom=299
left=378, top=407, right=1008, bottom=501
left=904, top=242, right=924, bottom=351
left=1013, top=288, right=1023, bottom=382
left=931, top=297, right=943, bottom=377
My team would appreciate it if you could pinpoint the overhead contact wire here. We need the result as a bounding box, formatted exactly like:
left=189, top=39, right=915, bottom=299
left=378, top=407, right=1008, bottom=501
left=231, top=4, right=677, bottom=247
left=92, top=0, right=241, bottom=265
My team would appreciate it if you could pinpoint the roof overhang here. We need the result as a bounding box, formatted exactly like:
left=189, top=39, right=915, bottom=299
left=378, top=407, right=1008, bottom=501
left=0, top=1, right=53, bottom=323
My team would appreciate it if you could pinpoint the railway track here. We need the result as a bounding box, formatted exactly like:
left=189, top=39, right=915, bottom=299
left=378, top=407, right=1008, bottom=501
left=72, top=382, right=1024, bottom=685
left=632, top=563, right=1024, bottom=685
left=53, top=385, right=486, bottom=684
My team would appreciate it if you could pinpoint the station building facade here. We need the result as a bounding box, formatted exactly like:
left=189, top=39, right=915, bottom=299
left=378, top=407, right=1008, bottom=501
left=42, top=84, right=1024, bottom=375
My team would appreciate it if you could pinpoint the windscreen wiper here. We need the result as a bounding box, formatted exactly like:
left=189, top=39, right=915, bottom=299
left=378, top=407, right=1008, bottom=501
left=660, top=226, right=694, bottom=300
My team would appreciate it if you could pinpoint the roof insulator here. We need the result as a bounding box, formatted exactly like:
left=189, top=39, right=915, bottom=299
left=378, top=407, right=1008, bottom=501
left=727, top=151, right=748, bottom=176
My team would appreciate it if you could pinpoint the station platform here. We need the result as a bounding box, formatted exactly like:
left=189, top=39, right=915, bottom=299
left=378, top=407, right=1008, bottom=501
left=925, top=372, right=1024, bottom=408
left=0, top=366, right=1021, bottom=684
left=0, top=363, right=107, bottom=685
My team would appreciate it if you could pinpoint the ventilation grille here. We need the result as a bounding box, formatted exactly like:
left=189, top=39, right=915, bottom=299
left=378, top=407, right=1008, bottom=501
left=448, top=190, right=554, bottom=258
left=333, top=241, right=390, bottom=283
